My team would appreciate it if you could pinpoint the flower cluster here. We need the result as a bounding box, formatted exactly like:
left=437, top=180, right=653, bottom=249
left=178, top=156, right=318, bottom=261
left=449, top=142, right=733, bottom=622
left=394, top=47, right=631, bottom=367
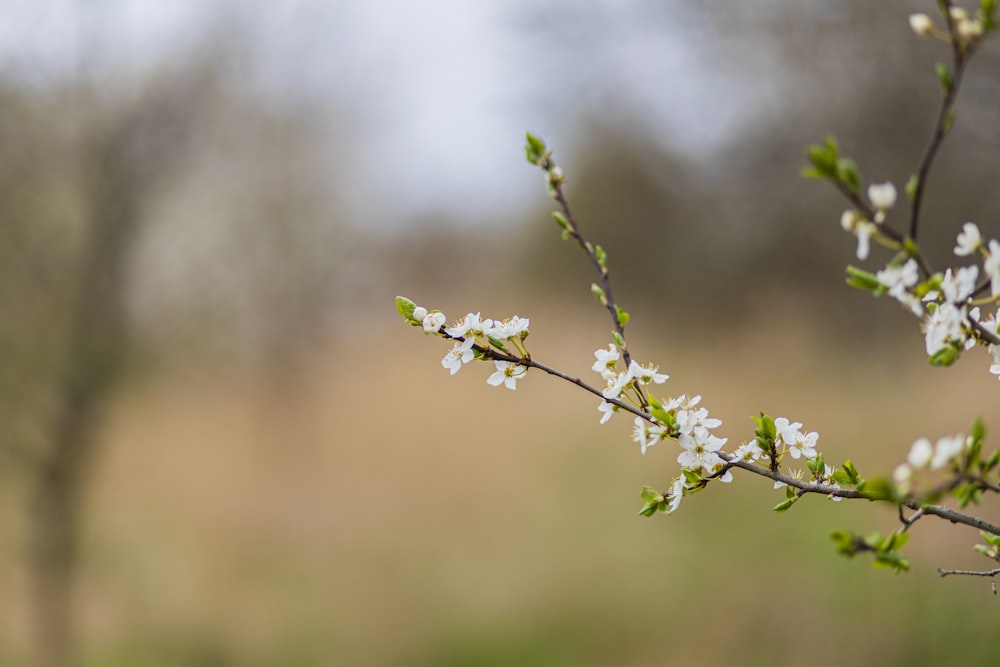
left=910, top=7, right=987, bottom=46
left=845, top=208, right=1000, bottom=374
left=397, top=297, right=532, bottom=390
left=893, top=433, right=970, bottom=493
left=591, top=343, right=668, bottom=424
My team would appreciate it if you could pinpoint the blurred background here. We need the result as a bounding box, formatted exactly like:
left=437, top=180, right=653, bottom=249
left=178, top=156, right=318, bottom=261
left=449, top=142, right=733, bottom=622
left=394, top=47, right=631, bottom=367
left=2, top=1, right=1000, bottom=665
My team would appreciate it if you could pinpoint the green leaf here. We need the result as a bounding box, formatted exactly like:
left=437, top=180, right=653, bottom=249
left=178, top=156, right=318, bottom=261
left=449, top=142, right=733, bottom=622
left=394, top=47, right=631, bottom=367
left=842, top=460, right=860, bottom=484
left=640, top=486, right=660, bottom=502
left=905, top=174, right=919, bottom=200
left=616, top=307, right=630, bottom=328
left=830, top=530, right=858, bottom=556
left=979, top=530, right=1000, bottom=547
left=638, top=500, right=662, bottom=517
left=395, top=295, right=417, bottom=320
left=860, top=477, right=896, bottom=502
left=982, top=0, right=998, bottom=31
left=800, top=166, right=825, bottom=180
left=873, top=552, right=910, bottom=572
left=971, top=416, right=987, bottom=443
left=754, top=413, right=776, bottom=440
left=487, top=336, right=509, bottom=353
left=773, top=497, right=798, bottom=513
left=929, top=345, right=960, bottom=367
left=845, top=266, right=881, bottom=291
left=611, top=331, right=625, bottom=347
left=804, top=135, right=840, bottom=179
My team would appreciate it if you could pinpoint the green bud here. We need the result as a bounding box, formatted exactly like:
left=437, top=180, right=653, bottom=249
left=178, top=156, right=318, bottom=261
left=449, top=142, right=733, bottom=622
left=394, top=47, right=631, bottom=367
left=971, top=416, right=987, bottom=443
left=591, top=283, right=607, bottom=305
left=551, top=210, right=571, bottom=231
left=616, top=307, right=630, bottom=328
left=936, top=62, right=953, bottom=94
left=905, top=174, right=919, bottom=200
left=525, top=132, right=547, bottom=165
left=595, top=244, right=607, bottom=270
left=836, top=158, right=861, bottom=193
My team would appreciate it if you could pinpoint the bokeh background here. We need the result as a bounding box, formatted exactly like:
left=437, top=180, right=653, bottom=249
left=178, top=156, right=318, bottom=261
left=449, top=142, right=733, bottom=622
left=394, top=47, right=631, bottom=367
left=2, top=1, right=1000, bottom=665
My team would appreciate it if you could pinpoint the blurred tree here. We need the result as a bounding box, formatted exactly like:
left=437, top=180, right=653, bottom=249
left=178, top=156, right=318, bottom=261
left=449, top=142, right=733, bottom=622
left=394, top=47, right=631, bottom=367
left=0, top=45, right=363, bottom=664
left=28, top=65, right=214, bottom=667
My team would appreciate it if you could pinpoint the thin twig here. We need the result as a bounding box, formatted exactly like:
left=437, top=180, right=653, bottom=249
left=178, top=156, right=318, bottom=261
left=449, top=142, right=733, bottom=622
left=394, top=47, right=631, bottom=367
left=908, top=0, right=975, bottom=241
left=937, top=567, right=1000, bottom=578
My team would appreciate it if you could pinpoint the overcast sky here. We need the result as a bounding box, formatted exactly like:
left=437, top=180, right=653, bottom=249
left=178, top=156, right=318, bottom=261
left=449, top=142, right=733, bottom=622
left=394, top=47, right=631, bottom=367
left=0, top=1, right=749, bottom=228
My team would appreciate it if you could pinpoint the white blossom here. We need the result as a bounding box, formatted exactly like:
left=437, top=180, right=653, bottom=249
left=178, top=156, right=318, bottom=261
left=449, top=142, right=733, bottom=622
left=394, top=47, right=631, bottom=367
left=666, top=476, right=685, bottom=513
left=486, top=360, right=527, bottom=390
left=923, top=303, right=967, bottom=356
left=490, top=316, right=530, bottom=340
left=602, top=368, right=635, bottom=401
left=628, top=360, right=669, bottom=385
left=597, top=400, right=615, bottom=424
left=939, top=265, right=978, bottom=303
left=422, top=311, right=446, bottom=333
left=732, top=440, right=763, bottom=463
left=677, top=431, right=727, bottom=474
left=930, top=435, right=966, bottom=470
left=632, top=417, right=666, bottom=455
left=441, top=338, right=475, bottom=375
left=868, top=182, right=897, bottom=212
left=592, top=344, right=620, bottom=380
left=446, top=312, right=493, bottom=338
left=907, top=438, right=934, bottom=469
left=954, top=222, right=982, bottom=256
left=985, top=240, right=1000, bottom=297
left=840, top=211, right=876, bottom=260
left=877, top=259, right=923, bottom=316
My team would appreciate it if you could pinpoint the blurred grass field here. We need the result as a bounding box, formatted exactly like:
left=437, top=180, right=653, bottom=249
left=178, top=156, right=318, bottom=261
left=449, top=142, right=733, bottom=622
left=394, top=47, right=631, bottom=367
left=3, top=299, right=998, bottom=666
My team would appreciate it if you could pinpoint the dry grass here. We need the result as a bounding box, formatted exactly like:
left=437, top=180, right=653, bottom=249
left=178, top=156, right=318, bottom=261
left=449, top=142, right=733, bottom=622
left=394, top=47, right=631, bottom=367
left=3, top=300, right=999, bottom=665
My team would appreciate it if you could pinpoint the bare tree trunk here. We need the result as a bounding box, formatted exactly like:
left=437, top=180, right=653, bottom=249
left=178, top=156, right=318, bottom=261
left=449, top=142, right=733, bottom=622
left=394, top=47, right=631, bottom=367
left=31, top=117, right=139, bottom=667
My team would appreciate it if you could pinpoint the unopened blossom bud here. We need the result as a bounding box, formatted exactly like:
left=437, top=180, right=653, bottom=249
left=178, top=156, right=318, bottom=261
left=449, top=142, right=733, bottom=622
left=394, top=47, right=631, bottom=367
left=412, top=306, right=428, bottom=321
left=909, top=13, right=933, bottom=36
left=868, top=182, right=897, bottom=211
left=957, top=18, right=983, bottom=40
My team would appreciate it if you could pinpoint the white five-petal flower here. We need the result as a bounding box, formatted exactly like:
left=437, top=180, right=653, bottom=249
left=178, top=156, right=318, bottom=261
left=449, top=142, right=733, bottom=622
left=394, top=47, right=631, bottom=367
left=486, top=360, right=527, bottom=390
left=441, top=338, right=475, bottom=375
left=954, top=222, right=982, bottom=256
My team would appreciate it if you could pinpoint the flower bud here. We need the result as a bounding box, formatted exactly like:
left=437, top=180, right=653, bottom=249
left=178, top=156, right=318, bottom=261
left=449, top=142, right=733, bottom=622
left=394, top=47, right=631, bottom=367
left=909, top=13, right=933, bottom=36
